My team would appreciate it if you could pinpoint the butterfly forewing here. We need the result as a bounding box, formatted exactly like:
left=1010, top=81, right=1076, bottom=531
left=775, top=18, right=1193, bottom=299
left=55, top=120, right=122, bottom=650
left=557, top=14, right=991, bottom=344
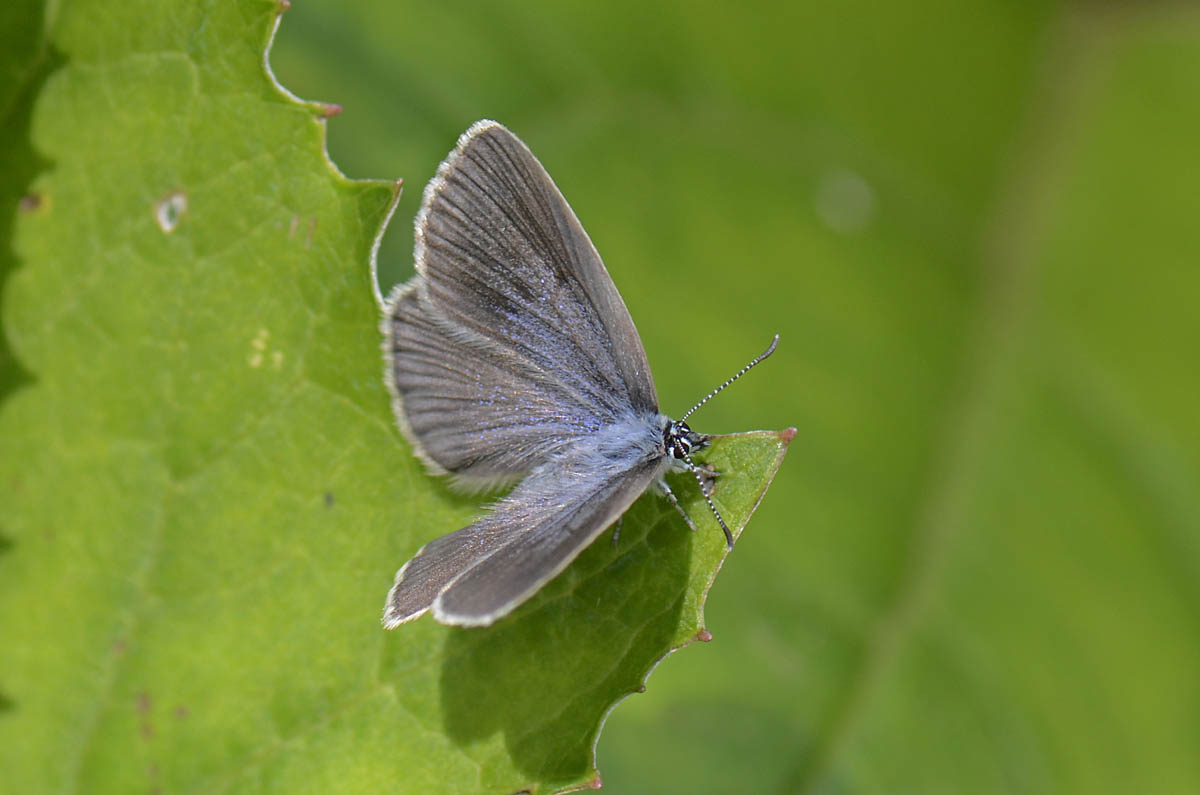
left=416, top=122, right=658, bottom=418
left=387, top=282, right=609, bottom=482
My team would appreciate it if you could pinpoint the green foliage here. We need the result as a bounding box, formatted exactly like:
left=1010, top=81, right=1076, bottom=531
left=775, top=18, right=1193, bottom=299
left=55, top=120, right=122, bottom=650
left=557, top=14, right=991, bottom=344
left=268, top=2, right=1200, bottom=794
left=0, top=1, right=791, bottom=793
left=5, top=1, right=1200, bottom=794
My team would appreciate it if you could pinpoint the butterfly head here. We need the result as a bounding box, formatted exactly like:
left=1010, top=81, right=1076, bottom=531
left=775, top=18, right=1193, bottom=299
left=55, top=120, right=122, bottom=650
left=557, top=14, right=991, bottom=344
left=663, top=417, right=707, bottom=463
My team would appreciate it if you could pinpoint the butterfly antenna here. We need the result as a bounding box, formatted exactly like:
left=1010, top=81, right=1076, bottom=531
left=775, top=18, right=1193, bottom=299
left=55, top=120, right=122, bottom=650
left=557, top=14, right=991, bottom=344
left=681, top=334, right=779, bottom=422
left=683, top=452, right=734, bottom=548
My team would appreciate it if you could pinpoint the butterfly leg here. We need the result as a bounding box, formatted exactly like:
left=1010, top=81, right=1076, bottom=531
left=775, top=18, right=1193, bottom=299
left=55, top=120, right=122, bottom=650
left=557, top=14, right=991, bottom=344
left=657, top=479, right=700, bottom=533
left=681, top=457, right=734, bottom=549
left=691, top=462, right=719, bottom=497
left=611, top=515, right=624, bottom=548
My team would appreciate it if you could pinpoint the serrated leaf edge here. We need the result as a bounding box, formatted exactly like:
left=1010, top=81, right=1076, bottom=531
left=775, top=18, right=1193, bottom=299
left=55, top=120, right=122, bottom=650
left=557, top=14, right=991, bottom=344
left=559, top=428, right=796, bottom=794
left=259, top=0, right=403, bottom=310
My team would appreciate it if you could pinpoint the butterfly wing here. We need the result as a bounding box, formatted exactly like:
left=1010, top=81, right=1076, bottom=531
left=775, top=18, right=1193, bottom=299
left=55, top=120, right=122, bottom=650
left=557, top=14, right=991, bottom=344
left=383, top=420, right=667, bottom=627
left=385, top=120, right=659, bottom=484
left=388, top=282, right=614, bottom=483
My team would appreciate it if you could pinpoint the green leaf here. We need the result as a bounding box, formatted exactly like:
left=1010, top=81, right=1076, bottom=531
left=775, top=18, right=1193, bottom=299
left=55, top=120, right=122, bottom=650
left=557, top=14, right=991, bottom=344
left=0, top=2, right=792, bottom=793
left=266, top=2, right=1200, bottom=794
left=393, top=431, right=792, bottom=792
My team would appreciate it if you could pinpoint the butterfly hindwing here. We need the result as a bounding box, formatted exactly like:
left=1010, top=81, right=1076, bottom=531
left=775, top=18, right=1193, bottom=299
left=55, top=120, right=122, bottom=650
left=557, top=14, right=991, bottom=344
left=384, top=419, right=666, bottom=627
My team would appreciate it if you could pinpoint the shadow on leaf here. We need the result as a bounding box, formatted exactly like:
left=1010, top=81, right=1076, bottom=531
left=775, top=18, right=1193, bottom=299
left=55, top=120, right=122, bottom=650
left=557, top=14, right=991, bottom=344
left=0, top=36, right=60, bottom=407
left=0, top=528, right=14, bottom=718
left=438, top=496, right=691, bottom=785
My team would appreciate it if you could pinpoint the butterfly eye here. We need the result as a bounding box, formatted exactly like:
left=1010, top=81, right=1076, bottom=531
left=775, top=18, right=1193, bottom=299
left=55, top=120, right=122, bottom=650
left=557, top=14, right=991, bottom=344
left=665, top=420, right=694, bottom=460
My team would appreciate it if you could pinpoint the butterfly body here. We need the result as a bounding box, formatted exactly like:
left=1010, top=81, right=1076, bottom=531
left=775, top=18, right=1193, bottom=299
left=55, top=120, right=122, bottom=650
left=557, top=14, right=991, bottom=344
left=381, top=120, right=758, bottom=628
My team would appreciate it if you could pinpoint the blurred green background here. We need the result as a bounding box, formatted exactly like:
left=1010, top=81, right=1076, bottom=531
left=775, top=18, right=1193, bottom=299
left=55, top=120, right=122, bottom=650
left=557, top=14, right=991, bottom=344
left=266, top=1, right=1200, bottom=793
